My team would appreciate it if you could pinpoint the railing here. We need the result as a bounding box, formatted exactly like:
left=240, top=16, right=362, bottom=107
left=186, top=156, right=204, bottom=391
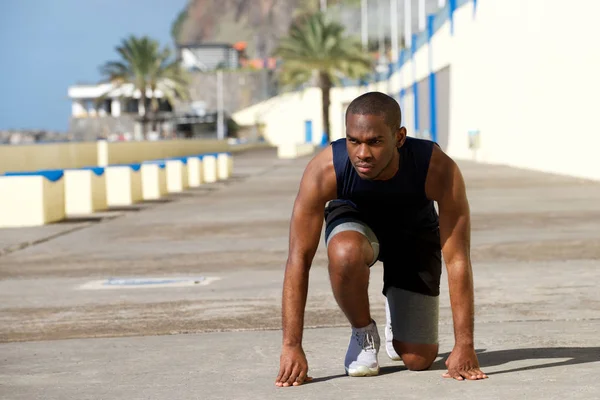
left=335, top=0, right=473, bottom=87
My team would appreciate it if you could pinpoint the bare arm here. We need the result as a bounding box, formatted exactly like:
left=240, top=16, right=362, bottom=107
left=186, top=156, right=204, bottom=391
left=426, top=146, right=487, bottom=380
left=276, top=147, right=336, bottom=387
left=427, top=146, right=473, bottom=345
left=282, top=150, right=336, bottom=346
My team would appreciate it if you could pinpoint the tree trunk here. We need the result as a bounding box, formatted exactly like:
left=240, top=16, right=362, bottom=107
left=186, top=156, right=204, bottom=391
left=150, top=96, right=159, bottom=136
left=139, top=91, right=148, bottom=140
left=319, top=71, right=332, bottom=144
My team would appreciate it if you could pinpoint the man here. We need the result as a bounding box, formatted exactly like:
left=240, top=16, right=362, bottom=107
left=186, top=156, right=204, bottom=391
left=275, top=92, right=487, bottom=387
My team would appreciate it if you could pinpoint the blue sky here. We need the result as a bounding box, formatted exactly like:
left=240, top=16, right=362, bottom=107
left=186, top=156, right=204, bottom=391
left=0, top=0, right=188, bottom=132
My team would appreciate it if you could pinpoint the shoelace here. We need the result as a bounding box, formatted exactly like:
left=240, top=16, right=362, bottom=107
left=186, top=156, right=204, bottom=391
left=354, top=330, right=377, bottom=352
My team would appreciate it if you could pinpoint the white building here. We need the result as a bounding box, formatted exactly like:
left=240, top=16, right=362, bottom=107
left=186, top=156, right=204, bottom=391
left=67, top=83, right=170, bottom=119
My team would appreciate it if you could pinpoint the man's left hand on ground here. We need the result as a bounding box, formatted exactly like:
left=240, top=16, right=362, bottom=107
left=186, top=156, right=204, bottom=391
left=442, top=344, right=489, bottom=381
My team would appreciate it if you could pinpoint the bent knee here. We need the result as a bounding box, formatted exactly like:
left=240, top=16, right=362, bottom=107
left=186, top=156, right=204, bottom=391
left=402, top=353, right=436, bottom=371
left=327, top=232, right=373, bottom=269
left=394, top=342, right=438, bottom=371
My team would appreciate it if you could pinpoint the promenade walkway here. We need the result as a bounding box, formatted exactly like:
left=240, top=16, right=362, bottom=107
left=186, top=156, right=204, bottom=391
left=1, top=148, right=599, bottom=399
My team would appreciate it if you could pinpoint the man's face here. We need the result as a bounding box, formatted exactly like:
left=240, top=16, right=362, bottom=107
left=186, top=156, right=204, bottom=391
left=345, top=113, right=406, bottom=180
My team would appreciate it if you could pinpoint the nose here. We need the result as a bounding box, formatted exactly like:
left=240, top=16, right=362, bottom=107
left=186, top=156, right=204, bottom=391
left=357, top=144, right=372, bottom=161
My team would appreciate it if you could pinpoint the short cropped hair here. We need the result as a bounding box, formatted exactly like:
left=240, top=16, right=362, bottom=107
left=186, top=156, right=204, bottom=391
left=345, top=92, right=402, bottom=132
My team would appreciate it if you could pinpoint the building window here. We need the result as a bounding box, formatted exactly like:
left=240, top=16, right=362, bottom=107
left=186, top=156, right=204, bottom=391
left=158, top=99, right=173, bottom=112
left=104, top=99, right=112, bottom=115
left=125, top=99, right=139, bottom=114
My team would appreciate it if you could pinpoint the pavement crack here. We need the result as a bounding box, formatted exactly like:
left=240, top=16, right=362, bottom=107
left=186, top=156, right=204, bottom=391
left=0, top=222, right=93, bottom=258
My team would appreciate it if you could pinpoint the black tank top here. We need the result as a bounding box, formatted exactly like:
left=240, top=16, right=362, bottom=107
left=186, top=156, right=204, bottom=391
left=331, top=136, right=440, bottom=241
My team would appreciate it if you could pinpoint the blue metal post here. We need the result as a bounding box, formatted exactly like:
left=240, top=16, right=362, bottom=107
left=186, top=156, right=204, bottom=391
left=449, top=0, right=456, bottom=35
left=427, top=15, right=437, bottom=143
left=305, top=120, right=313, bottom=143
left=411, top=33, right=419, bottom=133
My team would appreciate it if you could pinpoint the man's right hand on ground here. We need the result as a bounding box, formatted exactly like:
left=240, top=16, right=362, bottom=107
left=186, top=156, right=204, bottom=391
left=275, top=345, right=312, bottom=387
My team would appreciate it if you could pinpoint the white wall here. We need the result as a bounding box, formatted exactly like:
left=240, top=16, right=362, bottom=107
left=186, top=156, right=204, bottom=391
left=72, top=100, right=86, bottom=117
left=445, top=0, right=600, bottom=180
left=233, top=0, right=600, bottom=180
left=233, top=88, right=324, bottom=146
left=111, top=99, right=121, bottom=117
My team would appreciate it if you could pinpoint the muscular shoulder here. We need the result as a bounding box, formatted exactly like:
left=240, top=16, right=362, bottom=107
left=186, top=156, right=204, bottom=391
left=302, top=145, right=337, bottom=203
left=424, top=145, right=460, bottom=202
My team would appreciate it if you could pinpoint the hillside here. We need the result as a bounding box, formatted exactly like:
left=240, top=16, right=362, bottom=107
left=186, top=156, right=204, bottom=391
left=173, top=0, right=308, bottom=59
left=172, top=0, right=441, bottom=59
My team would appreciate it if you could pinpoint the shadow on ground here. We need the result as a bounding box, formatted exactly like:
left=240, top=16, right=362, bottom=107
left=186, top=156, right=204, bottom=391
left=473, top=346, right=600, bottom=375
left=312, top=346, right=600, bottom=383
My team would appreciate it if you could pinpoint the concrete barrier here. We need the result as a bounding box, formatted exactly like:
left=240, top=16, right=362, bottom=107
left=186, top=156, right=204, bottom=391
left=0, top=139, right=273, bottom=178
left=98, top=139, right=229, bottom=167
left=164, top=158, right=189, bottom=193
left=202, top=154, right=218, bottom=183
left=141, top=162, right=168, bottom=201
left=0, top=170, right=65, bottom=227
left=217, top=153, right=233, bottom=180
left=0, top=142, right=98, bottom=175
left=105, top=164, right=143, bottom=206
left=64, top=167, right=107, bottom=216
left=277, top=143, right=316, bottom=159
left=187, top=156, right=203, bottom=187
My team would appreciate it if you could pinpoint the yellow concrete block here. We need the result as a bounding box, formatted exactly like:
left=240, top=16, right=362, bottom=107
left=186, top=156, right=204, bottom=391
left=217, top=153, right=233, bottom=180
left=202, top=154, right=218, bottom=183
left=141, top=162, right=168, bottom=201
left=64, top=168, right=107, bottom=216
left=187, top=157, right=203, bottom=187
left=105, top=164, right=143, bottom=206
left=43, top=177, right=66, bottom=225
left=165, top=159, right=189, bottom=193
left=0, top=171, right=65, bottom=227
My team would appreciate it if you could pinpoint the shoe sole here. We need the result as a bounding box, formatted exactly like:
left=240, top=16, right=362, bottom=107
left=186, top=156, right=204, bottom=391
left=385, top=328, right=402, bottom=361
left=346, top=365, right=380, bottom=377
left=386, top=345, right=402, bottom=361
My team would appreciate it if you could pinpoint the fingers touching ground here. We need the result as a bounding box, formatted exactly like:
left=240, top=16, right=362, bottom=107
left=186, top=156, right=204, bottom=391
left=275, top=366, right=312, bottom=387
left=443, top=368, right=488, bottom=381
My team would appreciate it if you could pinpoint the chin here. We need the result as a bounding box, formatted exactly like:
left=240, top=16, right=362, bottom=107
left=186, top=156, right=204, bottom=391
left=355, top=168, right=376, bottom=179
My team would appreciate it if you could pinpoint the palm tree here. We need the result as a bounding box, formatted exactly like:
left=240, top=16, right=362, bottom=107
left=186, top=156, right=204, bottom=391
left=274, top=12, right=372, bottom=143
left=100, top=35, right=189, bottom=137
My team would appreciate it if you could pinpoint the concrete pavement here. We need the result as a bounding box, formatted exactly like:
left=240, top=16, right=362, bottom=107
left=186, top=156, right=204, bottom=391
left=1, top=147, right=599, bottom=399
left=2, top=321, right=599, bottom=399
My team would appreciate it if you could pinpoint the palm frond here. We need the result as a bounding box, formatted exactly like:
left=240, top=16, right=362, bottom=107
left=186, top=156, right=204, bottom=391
left=274, top=12, right=373, bottom=89
left=99, top=35, right=190, bottom=110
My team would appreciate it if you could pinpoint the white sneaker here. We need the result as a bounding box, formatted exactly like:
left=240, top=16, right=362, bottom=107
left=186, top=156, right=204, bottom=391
left=344, top=320, right=380, bottom=377
left=385, top=297, right=402, bottom=361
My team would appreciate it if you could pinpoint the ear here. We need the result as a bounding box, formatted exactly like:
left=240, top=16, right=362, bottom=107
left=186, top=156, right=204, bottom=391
left=396, top=127, right=407, bottom=147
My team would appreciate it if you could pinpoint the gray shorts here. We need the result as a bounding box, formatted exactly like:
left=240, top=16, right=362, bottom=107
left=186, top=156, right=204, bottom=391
left=387, top=287, right=439, bottom=344
left=325, top=217, right=439, bottom=345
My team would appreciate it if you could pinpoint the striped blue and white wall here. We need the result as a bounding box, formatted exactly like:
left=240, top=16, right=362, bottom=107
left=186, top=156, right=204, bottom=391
left=234, top=0, right=600, bottom=181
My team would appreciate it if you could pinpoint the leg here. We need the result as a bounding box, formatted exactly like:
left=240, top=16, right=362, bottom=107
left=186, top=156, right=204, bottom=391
left=328, top=230, right=380, bottom=376
left=387, top=287, right=440, bottom=371
left=393, top=341, right=439, bottom=371
left=324, top=212, right=381, bottom=377
left=327, top=230, right=374, bottom=328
